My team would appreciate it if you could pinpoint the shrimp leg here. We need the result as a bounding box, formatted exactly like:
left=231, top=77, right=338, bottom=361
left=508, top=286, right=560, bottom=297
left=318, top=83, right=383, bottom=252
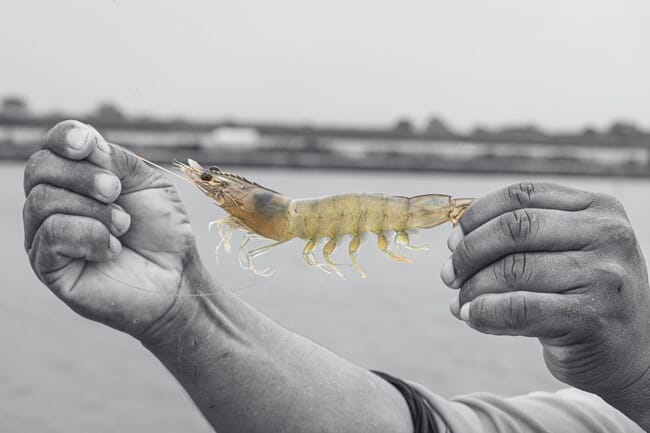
left=239, top=233, right=268, bottom=270
left=239, top=233, right=255, bottom=269
left=323, top=238, right=345, bottom=278
left=303, top=240, right=331, bottom=274
left=378, top=233, right=413, bottom=264
left=246, top=241, right=285, bottom=277
left=209, top=217, right=237, bottom=260
left=394, top=232, right=428, bottom=252
left=348, top=236, right=367, bottom=279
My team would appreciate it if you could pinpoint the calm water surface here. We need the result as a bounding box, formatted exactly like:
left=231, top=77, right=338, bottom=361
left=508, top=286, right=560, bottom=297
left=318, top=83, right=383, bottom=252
left=1, top=161, right=649, bottom=432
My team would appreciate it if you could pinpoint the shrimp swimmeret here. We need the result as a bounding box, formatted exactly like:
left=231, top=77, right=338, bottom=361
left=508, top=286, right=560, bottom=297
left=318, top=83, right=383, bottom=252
left=175, top=159, right=473, bottom=279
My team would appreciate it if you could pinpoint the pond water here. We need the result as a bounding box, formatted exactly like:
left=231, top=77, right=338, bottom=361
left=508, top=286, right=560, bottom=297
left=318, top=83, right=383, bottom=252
left=1, top=161, right=648, bottom=432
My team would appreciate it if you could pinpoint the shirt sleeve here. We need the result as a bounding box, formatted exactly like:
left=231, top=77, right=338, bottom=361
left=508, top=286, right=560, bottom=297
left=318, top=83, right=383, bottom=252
left=409, top=383, right=646, bottom=433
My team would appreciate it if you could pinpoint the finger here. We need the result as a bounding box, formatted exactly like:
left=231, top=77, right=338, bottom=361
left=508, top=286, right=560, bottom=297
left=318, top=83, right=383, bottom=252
left=458, top=182, right=597, bottom=235
left=460, top=292, right=583, bottom=338
left=24, top=150, right=121, bottom=203
left=447, top=225, right=463, bottom=252
left=43, top=120, right=101, bottom=160
left=82, top=125, right=169, bottom=194
left=457, top=252, right=592, bottom=305
left=23, top=184, right=131, bottom=250
left=444, top=208, right=596, bottom=288
left=42, top=121, right=163, bottom=195
left=29, top=214, right=121, bottom=289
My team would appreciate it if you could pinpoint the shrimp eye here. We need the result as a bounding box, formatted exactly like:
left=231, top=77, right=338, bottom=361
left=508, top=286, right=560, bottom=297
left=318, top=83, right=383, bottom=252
left=209, top=166, right=222, bottom=173
left=200, top=172, right=213, bottom=181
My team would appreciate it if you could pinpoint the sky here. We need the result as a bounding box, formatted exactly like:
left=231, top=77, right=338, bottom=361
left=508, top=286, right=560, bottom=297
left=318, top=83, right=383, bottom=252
left=1, top=0, right=649, bottom=132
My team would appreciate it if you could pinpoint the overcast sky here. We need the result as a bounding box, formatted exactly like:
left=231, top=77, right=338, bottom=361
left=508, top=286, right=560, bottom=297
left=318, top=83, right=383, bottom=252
left=2, top=0, right=648, bottom=131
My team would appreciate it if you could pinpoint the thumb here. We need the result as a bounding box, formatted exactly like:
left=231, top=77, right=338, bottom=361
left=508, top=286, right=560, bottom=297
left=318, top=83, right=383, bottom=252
left=52, top=121, right=164, bottom=194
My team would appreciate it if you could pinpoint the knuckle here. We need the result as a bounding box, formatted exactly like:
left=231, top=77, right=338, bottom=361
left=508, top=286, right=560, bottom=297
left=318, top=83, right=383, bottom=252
left=493, top=253, right=534, bottom=290
left=499, top=208, right=538, bottom=243
left=459, top=278, right=475, bottom=305
left=591, top=263, right=626, bottom=290
left=87, top=219, right=105, bottom=243
left=23, top=150, right=49, bottom=191
left=506, top=182, right=537, bottom=207
left=470, top=297, right=491, bottom=327
left=40, top=215, right=60, bottom=245
left=505, top=293, right=529, bottom=330
left=452, top=237, right=475, bottom=276
left=595, top=216, right=637, bottom=248
left=24, top=184, right=50, bottom=218
left=594, top=193, right=628, bottom=217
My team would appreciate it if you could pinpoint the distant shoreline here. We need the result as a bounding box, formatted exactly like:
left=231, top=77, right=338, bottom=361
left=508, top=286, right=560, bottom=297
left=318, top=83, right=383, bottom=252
left=2, top=114, right=649, bottom=177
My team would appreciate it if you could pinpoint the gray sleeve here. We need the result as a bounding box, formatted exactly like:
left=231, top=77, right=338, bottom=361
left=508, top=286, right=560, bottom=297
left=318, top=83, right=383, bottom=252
left=408, top=384, right=645, bottom=433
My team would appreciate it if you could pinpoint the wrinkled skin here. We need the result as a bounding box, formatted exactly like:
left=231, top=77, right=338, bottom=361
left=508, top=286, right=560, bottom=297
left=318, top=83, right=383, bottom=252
left=23, top=120, right=199, bottom=338
left=441, top=182, right=650, bottom=424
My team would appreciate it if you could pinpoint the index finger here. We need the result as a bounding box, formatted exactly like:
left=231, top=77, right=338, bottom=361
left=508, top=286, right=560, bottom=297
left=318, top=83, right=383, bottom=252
left=459, top=182, right=597, bottom=235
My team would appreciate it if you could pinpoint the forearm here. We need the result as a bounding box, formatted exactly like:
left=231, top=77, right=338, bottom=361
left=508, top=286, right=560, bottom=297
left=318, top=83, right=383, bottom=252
left=141, top=263, right=412, bottom=433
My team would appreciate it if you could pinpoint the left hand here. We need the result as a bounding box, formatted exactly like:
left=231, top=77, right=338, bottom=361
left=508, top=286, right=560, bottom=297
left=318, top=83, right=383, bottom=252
left=440, top=182, right=650, bottom=410
left=23, top=120, right=202, bottom=338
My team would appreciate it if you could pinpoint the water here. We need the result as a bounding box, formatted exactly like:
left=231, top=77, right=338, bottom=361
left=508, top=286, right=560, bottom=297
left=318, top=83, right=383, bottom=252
left=2, top=161, right=649, bottom=432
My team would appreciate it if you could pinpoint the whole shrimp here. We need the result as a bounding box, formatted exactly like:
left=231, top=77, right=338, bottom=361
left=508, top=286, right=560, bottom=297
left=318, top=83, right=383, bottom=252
left=176, top=159, right=473, bottom=278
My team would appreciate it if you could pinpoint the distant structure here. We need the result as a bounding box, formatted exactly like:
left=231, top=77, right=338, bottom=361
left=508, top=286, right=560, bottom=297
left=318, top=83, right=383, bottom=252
left=1, top=96, right=649, bottom=176
left=94, top=102, right=125, bottom=122
left=1, top=96, right=29, bottom=117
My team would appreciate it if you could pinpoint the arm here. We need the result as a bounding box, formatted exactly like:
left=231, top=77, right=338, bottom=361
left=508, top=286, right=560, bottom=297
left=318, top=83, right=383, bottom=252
left=23, top=121, right=411, bottom=433
left=141, top=261, right=411, bottom=432
left=441, top=182, right=650, bottom=430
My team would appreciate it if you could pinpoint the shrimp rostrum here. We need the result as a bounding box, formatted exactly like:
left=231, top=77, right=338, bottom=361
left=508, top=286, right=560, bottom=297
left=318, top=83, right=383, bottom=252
left=177, top=160, right=473, bottom=278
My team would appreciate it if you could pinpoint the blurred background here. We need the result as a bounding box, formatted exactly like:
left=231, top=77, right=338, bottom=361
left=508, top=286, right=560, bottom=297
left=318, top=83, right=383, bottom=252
left=1, top=1, right=649, bottom=432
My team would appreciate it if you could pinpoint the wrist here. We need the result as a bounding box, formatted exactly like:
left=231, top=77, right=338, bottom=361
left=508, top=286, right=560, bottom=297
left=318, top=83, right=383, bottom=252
left=139, top=258, right=223, bottom=350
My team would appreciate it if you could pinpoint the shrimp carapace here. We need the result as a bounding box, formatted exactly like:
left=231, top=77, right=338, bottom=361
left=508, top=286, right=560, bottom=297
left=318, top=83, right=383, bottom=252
left=176, top=159, right=473, bottom=278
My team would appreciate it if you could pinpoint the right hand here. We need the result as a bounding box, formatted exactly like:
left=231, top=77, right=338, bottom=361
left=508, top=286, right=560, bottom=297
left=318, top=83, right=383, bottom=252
left=23, top=120, right=202, bottom=338
left=441, top=183, right=650, bottom=426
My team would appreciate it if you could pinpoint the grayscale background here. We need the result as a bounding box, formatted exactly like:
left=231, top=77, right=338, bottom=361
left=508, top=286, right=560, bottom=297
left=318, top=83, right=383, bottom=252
left=1, top=1, right=649, bottom=432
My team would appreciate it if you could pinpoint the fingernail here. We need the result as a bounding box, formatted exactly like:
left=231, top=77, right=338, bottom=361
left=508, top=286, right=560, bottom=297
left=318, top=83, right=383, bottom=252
left=110, top=204, right=131, bottom=235
left=450, top=295, right=460, bottom=317
left=96, top=173, right=120, bottom=200
left=447, top=225, right=464, bottom=252
left=109, top=235, right=121, bottom=256
left=66, top=126, right=89, bottom=151
left=440, top=257, right=458, bottom=288
left=460, top=302, right=471, bottom=322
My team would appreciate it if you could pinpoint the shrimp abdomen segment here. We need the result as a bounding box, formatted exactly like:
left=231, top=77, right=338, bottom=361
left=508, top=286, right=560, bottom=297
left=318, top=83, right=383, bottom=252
left=288, top=193, right=410, bottom=238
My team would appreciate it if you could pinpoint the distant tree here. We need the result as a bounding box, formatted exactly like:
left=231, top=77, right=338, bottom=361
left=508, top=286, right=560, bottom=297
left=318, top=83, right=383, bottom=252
left=581, top=126, right=599, bottom=137
left=94, top=102, right=125, bottom=121
left=608, top=121, right=641, bottom=137
left=424, top=116, right=453, bottom=136
left=471, top=125, right=492, bottom=138
left=393, top=117, right=414, bottom=135
left=1, top=96, right=29, bottom=116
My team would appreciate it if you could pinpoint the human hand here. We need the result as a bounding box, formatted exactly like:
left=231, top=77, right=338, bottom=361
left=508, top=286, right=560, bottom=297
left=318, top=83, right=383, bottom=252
left=23, top=120, right=202, bottom=338
left=440, top=183, right=650, bottom=423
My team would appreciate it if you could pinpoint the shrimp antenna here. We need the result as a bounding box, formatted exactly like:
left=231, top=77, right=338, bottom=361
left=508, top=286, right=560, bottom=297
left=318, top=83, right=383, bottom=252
left=100, top=140, right=192, bottom=185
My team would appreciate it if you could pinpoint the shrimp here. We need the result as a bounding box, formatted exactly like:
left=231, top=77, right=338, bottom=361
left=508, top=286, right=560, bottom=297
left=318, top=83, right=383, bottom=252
left=176, top=159, right=473, bottom=279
